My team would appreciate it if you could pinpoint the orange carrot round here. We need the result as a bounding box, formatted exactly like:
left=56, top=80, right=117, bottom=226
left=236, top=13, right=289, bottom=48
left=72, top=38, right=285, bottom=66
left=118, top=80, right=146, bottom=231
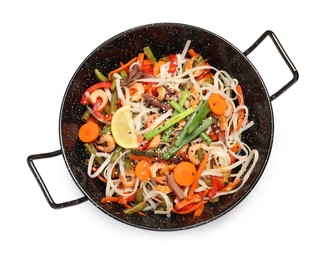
left=78, top=121, right=101, bottom=143
left=173, top=161, right=197, bottom=186
left=208, top=93, right=227, bottom=115
left=135, top=160, right=152, bottom=181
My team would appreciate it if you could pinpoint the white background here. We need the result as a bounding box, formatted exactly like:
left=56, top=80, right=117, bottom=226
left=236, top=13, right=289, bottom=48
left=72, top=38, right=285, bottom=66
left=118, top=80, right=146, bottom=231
left=1, top=0, right=328, bottom=259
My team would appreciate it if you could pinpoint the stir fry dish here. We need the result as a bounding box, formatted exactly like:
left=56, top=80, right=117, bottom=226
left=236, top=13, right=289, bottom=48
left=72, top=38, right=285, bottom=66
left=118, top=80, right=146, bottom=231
left=78, top=40, right=259, bottom=217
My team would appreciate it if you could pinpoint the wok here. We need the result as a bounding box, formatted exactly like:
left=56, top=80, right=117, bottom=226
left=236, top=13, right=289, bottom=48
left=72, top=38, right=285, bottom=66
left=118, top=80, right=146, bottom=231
left=27, top=23, right=298, bottom=231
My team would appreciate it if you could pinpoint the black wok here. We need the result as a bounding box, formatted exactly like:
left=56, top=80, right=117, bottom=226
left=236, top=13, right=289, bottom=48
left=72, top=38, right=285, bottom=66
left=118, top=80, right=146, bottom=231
left=27, top=23, right=298, bottom=231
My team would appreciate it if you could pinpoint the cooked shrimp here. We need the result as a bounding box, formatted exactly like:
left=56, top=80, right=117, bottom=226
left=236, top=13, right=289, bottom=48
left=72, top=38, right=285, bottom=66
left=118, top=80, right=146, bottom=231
left=219, top=115, right=228, bottom=131
left=148, top=134, right=161, bottom=149
left=189, top=84, right=200, bottom=108
left=156, top=184, right=172, bottom=194
left=130, top=83, right=144, bottom=102
left=188, top=143, right=210, bottom=165
left=150, top=163, right=167, bottom=179
left=95, top=134, right=116, bottom=153
left=119, top=175, right=136, bottom=189
left=156, top=86, right=166, bottom=101
left=146, top=113, right=159, bottom=128
left=223, top=99, right=234, bottom=118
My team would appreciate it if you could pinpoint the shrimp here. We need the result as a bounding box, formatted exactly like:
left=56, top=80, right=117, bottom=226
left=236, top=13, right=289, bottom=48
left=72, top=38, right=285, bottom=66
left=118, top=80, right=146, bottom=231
left=119, top=175, right=136, bottom=189
left=146, top=113, right=159, bottom=128
left=188, top=143, right=210, bottom=165
left=189, top=84, right=200, bottom=108
left=150, top=163, right=167, bottom=179
left=148, top=134, right=161, bottom=149
left=223, top=99, right=234, bottom=118
left=95, top=134, right=116, bottom=153
left=156, top=184, right=172, bottom=194
left=156, top=86, right=166, bottom=101
left=130, top=83, right=144, bottom=102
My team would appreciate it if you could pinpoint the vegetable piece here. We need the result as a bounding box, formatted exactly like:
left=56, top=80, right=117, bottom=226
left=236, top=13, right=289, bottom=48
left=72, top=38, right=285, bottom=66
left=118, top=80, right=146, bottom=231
left=123, top=201, right=147, bottom=215
left=162, top=117, right=214, bottom=160
left=167, top=54, right=178, bottom=73
left=137, top=52, right=144, bottom=66
left=144, top=107, right=195, bottom=140
left=186, top=102, right=210, bottom=133
left=101, top=197, right=119, bottom=203
left=80, top=82, right=112, bottom=105
left=223, top=177, right=241, bottom=192
left=166, top=173, right=185, bottom=200
left=207, top=176, right=222, bottom=199
left=84, top=143, right=104, bottom=166
left=200, top=132, right=212, bottom=145
left=162, top=89, right=190, bottom=142
left=109, top=89, right=118, bottom=114
left=99, top=125, right=111, bottom=136
left=193, top=203, right=205, bottom=217
left=78, top=121, right=101, bottom=143
left=153, top=60, right=167, bottom=76
left=110, top=146, right=124, bottom=163
left=94, top=68, right=108, bottom=82
left=143, top=46, right=156, bottom=64
left=81, top=109, right=91, bottom=122
left=208, top=93, right=227, bottom=115
left=174, top=99, right=208, bottom=146
left=130, top=149, right=159, bottom=158
left=134, top=189, right=144, bottom=203
left=173, top=162, right=196, bottom=186
left=142, top=93, right=171, bottom=111
left=135, top=160, right=152, bottom=181
left=172, top=201, right=207, bottom=215
left=187, top=154, right=208, bottom=200
left=169, top=100, right=185, bottom=113
left=108, top=57, right=137, bottom=77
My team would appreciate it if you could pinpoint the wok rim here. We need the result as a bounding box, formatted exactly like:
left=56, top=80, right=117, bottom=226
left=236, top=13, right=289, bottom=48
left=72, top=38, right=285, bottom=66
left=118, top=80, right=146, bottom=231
left=58, top=22, right=274, bottom=231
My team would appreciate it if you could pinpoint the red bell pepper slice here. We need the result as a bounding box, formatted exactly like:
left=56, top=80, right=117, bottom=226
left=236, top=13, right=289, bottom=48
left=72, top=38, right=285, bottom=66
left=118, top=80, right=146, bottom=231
left=208, top=176, right=225, bottom=199
left=80, top=81, right=112, bottom=105
left=167, top=54, right=178, bottom=73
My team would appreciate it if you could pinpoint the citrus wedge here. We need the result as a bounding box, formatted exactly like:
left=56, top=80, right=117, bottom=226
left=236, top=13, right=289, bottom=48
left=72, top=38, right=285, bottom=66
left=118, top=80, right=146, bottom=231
left=111, top=105, right=138, bottom=149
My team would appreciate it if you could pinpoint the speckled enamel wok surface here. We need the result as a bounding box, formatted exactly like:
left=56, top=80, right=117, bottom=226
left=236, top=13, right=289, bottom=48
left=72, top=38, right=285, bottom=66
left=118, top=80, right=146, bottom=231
left=27, top=23, right=298, bottom=231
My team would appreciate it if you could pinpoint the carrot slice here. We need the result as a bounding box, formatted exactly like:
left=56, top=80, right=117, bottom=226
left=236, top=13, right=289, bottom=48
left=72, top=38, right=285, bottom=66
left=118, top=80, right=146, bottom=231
left=78, top=121, right=101, bottom=143
left=208, top=93, right=227, bottom=115
left=173, top=161, right=196, bottom=186
left=153, top=60, right=167, bottom=76
left=135, top=160, right=152, bottom=181
left=187, top=154, right=208, bottom=200
left=108, top=57, right=137, bottom=78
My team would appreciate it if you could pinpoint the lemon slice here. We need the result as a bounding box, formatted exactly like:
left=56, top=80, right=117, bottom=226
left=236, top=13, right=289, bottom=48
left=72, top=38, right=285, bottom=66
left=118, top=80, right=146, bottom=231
left=111, top=105, right=138, bottom=149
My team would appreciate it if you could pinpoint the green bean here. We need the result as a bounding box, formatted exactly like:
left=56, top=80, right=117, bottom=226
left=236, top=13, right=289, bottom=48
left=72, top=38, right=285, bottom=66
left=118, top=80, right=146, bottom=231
left=109, top=89, right=118, bottom=114
left=124, top=158, right=132, bottom=171
left=143, top=46, right=156, bottom=64
left=123, top=201, right=147, bottom=214
left=130, top=149, right=159, bottom=158
left=120, top=70, right=128, bottom=79
left=100, top=125, right=111, bottom=136
left=161, top=89, right=190, bottom=142
left=81, top=109, right=91, bottom=122
left=110, top=146, right=124, bottom=163
left=111, top=79, right=117, bottom=92
left=169, top=100, right=185, bottom=114
left=186, top=102, right=210, bottom=133
left=174, top=100, right=207, bottom=147
left=144, top=107, right=195, bottom=140
left=94, top=68, right=108, bottom=82
left=162, top=117, right=213, bottom=160
left=83, top=143, right=104, bottom=166
left=193, top=55, right=203, bottom=67
left=134, top=189, right=144, bottom=203
left=200, top=132, right=212, bottom=145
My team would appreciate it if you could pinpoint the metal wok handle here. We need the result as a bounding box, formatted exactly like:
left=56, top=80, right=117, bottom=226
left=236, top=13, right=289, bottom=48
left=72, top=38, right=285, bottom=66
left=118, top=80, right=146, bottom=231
left=243, top=30, right=299, bottom=101
left=27, top=150, right=88, bottom=209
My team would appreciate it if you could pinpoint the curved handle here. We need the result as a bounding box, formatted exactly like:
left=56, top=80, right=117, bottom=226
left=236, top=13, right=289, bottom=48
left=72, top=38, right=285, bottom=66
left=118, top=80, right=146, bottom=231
left=27, top=150, right=88, bottom=209
left=243, top=30, right=299, bottom=101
